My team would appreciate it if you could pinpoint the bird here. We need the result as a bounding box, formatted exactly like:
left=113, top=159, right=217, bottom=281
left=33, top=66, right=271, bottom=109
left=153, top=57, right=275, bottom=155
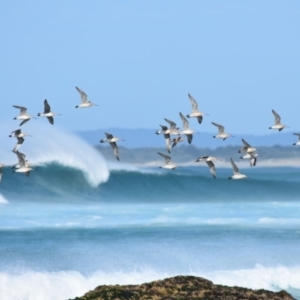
left=179, top=112, right=196, bottom=144
left=228, top=158, right=247, bottom=179
left=186, top=93, right=207, bottom=124
left=75, top=86, right=98, bottom=108
left=100, top=132, right=124, bottom=161
left=13, top=151, right=32, bottom=176
left=157, top=152, right=177, bottom=170
left=9, top=129, right=32, bottom=152
left=269, top=109, right=288, bottom=131
left=0, top=163, right=5, bottom=183
left=293, top=133, right=300, bottom=146
left=195, top=156, right=222, bottom=179
left=155, top=125, right=171, bottom=153
left=171, top=136, right=184, bottom=148
left=37, top=99, right=61, bottom=125
left=211, top=122, right=234, bottom=140
left=240, top=152, right=258, bottom=167
left=13, top=106, right=35, bottom=126
left=239, top=138, right=257, bottom=153
left=164, top=118, right=181, bottom=135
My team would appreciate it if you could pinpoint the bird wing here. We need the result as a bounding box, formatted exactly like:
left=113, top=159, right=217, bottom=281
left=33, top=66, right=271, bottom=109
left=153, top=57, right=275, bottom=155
left=164, top=118, right=177, bottom=129
left=241, top=138, right=251, bottom=148
left=110, top=142, right=119, bottom=161
left=13, top=105, right=27, bottom=115
left=47, top=116, right=54, bottom=125
left=179, top=112, right=189, bottom=130
left=197, top=116, right=203, bottom=124
left=75, top=86, right=88, bottom=103
left=188, top=93, right=198, bottom=112
left=206, top=161, right=216, bottom=178
left=160, top=125, right=168, bottom=131
left=20, top=119, right=30, bottom=126
left=230, top=158, right=239, bottom=174
left=44, top=99, right=51, bottom=113
left=272, top=109, right=281, bottom=125
left=186, top=134, right=193, bottom=144
left=105, top=132, right=114, bottom=139
left=17, top=137, right=24, bottom=144
left=16, top=151, right=26, bottom=167
left=211, top=122, right=225, bottom=134
left=165, top=137, right=171, bottom=153
left=11, top=129, right=21, bottom=136
left=158, top=152, right=171, bottom=163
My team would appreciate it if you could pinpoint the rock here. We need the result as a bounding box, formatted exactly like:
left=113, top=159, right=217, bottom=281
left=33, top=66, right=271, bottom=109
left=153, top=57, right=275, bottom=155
left=70, top=275, right=296, bottom=300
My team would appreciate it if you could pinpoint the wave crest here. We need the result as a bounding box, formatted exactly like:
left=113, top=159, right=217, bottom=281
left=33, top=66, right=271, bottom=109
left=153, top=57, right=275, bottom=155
left=0, top=122, right=109, bottom=187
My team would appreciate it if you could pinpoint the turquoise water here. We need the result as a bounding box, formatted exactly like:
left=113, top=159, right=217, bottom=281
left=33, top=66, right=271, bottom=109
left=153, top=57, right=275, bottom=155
left=0, top=165, right=300, bottom=299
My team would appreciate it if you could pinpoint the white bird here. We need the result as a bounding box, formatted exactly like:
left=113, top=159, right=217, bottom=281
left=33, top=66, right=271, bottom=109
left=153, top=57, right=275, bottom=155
left=228, top=158, right=247, bottom=179
left=100, top=132, right=124, bottom=161
left=239, top=138, right=257, bottom=153
left=186, top=93, right=207, bottom=124
left=37, top=99, right=61, bottom=125
left=157, top=152, right=177, bottom=170
left=179, top=112, right=196, bottom=144
left=156, top=125, right=171, bottom=153
left=240, top=152, right=258, bottom=167
left=9, top=129, right=32, bottom=152
left=211, top=122, right=234, bottom=140
left=0, top=163, right=5, bottom=183
left=13, top=106, right=35, bottom=126
left=293, top=133, right=300, bottom=146
left=164, top=118, right=181, bottom=135
left=195, top=156, right=222, bottom=179
left=13, top=151, right=32, bottom=176
left=269, top=109, right=288, bottom=131
left=171, top=136, right=184, bottom=148
left=75, top=86, right=98, bottom=108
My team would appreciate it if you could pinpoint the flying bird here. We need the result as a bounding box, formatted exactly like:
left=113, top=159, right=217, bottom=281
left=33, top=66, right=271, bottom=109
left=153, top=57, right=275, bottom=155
left=179, top=112, right=196, bottom=144
left=13, top=106, right=35, bottom=126
left=228, top=158, right=247, bottom=179
left=293, top=133, right=300, bottom=147
left=157, top=152, right=177, bottom=170
left=9, top=129, right=32, bottom=152
left=269, top=109, right=288, bottom=131
left=186, top=93, right=207, bottom=124
left=171, top=136, right=184, bottom=148
left=211, top=122, right=234, bottom=140
left=75, top=86, right=98, bottom=108
left=240, top=152, right=258, bottom=167
left=239, top=138, right=257, bottom=153
left=37, top=99, right=61, bottom=125
left=100, top=132, right=124, bottom=161
left=195, top=156, right=222, bottom=179
left=164, top=118, right=181, bottom=135
left=13, top=151, right=33, bottom=176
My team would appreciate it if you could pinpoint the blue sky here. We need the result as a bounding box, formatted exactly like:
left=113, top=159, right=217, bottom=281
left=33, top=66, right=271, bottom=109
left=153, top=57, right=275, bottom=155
left=1, top=1, right=300, bottom=135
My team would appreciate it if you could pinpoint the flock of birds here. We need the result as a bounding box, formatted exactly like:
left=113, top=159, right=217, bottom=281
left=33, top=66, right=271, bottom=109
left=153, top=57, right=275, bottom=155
left=0, top=88, right=299, bottom=181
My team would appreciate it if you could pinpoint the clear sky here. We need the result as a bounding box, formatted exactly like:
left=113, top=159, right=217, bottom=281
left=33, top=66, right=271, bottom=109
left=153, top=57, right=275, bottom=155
left=1, top=1, right=300, bottom=135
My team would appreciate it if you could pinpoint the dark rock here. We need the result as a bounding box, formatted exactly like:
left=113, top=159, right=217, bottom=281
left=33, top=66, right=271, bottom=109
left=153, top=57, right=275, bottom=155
left=70, top=275, right=296, bottom=300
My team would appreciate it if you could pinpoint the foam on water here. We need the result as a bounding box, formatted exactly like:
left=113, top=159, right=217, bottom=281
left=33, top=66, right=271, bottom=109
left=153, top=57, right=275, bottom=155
left=0, top=122, right=109, bottom=187
left=0, top=265, right=299, bottom=300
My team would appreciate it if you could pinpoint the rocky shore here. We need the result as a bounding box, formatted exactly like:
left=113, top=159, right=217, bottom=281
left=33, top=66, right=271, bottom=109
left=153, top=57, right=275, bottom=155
left=70, top=275, right=295, bottom=300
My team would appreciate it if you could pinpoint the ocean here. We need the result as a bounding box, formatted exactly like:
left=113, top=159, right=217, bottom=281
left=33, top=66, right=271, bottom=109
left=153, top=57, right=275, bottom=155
left=0, top=125, right=300, bottom=300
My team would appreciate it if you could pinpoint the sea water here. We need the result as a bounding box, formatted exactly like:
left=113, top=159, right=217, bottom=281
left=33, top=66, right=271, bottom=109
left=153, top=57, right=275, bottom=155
left=0, top=126, right=300, bottom=300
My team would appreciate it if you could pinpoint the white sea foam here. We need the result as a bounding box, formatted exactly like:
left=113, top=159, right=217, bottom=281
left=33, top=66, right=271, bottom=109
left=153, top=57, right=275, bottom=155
left=0, top=194, right=8, bottom=204
left=259, top=217, right=300, bottom=226
left=0, top=122, right=109, bottom=187
left=0, top=265, right=299, bottom=300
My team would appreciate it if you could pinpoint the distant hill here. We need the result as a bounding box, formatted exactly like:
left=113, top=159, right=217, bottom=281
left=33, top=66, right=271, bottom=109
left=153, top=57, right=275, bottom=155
left=76, top=128, right=298, bottom=148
